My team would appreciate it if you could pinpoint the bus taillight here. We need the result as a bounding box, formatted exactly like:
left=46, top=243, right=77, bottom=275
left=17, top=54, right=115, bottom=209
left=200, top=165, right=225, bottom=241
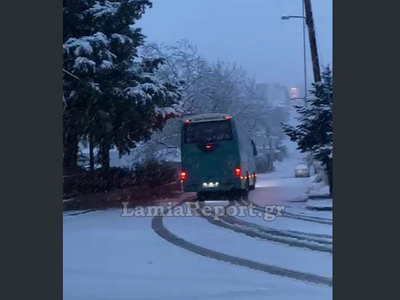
left=181, top=171, right=187, bottom=181
left=235, top=168, right=241, bottom=177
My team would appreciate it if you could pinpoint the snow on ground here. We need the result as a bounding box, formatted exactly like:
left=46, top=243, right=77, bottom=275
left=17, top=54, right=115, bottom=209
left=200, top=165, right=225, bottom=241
left=64, top=105, right=332, bottom=299
left=163, top=215, right=332, bottom=278
left=309, top=173, right=327, bottom=192
left=309, top=185, right=331, bottom=197
left=255, top=173, right=314, bottom=191
left=246, top=188, right=331, bottom=235
left=306, top=199, right=333, bottom=209
left=250, top=176, right=310, bottom=206
left=283, top=202, right=333, bottom=220
left=63, top=210, right=94, bottom=217
left=64, top=209, right=331, bottom=300
left=245, top=151, right=332, bottom=235
left=235, top=212, right=332, bottom=236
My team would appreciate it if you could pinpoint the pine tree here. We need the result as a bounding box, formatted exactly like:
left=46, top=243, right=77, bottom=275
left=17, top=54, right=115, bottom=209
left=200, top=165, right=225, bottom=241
left=63, top=0, right=182, bottom=171
left=283, top=66, right=333, bottom=195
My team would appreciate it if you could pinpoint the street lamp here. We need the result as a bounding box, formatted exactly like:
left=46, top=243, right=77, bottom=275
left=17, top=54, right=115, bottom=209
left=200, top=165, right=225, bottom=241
left=281, top=5, right=308, bottom=107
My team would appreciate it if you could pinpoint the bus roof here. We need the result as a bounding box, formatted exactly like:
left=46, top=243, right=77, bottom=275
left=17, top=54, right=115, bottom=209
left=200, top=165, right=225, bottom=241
left=184, top=113, right=232, bottom=123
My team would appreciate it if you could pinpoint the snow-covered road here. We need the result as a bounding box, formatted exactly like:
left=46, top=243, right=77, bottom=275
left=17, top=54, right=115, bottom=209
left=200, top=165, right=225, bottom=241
left=63, top=149, right=332, bottom=300
left=163, top=213, right=332, bottom=278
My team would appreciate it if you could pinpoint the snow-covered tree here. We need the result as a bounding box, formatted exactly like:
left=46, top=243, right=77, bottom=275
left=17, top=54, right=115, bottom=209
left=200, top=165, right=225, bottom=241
left=63, top=0, right=182, bottom=171
left=283, top=66, right=333, bottom=194
left=140, top=40, right=267, bottom=152
left=141, top=40, right=258, bottom=115
left=141, top=40, right=213, bottom=113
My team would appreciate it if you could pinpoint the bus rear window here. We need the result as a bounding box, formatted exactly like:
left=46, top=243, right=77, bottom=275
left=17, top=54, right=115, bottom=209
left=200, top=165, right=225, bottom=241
left=184, top=120, right=232, bottom=144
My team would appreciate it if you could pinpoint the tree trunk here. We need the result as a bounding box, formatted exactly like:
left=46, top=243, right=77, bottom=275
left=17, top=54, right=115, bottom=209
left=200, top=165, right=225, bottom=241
left=99, top=142, right=111, bottom=171
left=89, top=136, right=95, bottom=173
left=322, top=158, right=333, bottom=197
left=63, top=130, right=79, bottom=174
left=327, top=159, right=333, bottom=197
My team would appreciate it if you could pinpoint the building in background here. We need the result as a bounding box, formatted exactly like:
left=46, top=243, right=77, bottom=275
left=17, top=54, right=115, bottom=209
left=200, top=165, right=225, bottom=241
left=253, top=83, right=291, bottom=154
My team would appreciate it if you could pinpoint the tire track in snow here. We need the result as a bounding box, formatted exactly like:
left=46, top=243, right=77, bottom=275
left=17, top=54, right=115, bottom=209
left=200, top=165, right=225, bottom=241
left=238, top=199, right=332, bottom=225
left=233, top=199, right=332, bottom=239
left=196, top=201, right=332, bottom=254
left=151, top=201, right=332, bottom=287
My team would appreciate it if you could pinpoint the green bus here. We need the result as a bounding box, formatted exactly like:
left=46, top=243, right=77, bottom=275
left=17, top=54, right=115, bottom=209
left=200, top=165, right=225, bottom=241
left=180, top=113, right=258, bottom=200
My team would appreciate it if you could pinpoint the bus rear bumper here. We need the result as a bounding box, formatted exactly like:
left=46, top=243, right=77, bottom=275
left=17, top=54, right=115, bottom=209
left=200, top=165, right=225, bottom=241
left=182, top=180, right=241, bottom=193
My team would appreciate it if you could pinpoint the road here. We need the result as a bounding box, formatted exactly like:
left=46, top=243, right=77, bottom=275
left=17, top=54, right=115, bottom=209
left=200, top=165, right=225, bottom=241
left=63, top=156, right=332, bottom=300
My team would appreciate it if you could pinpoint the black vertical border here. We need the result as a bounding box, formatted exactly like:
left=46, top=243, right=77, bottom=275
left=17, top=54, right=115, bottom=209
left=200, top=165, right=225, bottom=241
left=335, top=0, right=398, bottom=299
left=1, top=0, right=61, bottom=299
left=1, top=0, right=396, bottom=299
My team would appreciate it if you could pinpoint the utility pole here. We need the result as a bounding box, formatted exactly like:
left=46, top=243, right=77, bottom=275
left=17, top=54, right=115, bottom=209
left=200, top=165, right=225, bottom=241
left=303, top=0, right=321, bottom=83
left=302, top=0, right=308, bottom=101
left=303, top=0, right=332, bottom=107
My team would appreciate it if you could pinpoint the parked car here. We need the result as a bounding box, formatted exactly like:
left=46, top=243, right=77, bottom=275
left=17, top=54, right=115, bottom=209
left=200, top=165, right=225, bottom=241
left=295, top=163, right=310, bottom=177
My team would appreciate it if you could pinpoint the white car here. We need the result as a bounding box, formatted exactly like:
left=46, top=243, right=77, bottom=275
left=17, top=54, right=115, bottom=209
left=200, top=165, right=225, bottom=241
left=295, top=163, right=310, bottom=177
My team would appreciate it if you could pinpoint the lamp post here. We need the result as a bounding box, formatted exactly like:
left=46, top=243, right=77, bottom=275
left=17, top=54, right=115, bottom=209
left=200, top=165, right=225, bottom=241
left=281, top=14, right=308, bottom=106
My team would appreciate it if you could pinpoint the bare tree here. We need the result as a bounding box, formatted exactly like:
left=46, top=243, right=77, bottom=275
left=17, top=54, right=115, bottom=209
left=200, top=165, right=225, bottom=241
left=140, top=40, right=279, bottom=156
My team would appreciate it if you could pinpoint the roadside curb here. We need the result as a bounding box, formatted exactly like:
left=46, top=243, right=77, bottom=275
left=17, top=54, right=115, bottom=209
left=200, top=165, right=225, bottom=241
left=63, top=207, right=115, bottom=217
left=63, top=192, right=197, bottom=217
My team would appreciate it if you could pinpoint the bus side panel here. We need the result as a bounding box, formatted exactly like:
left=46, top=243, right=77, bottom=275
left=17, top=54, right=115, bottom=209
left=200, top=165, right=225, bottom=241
left=237, top=120, right=251, bottom=189
left=234, top=120, right=256, bottom=188
left=232, top=121, right=245, bottom=190
left=235, top=122, right=246, bottom=190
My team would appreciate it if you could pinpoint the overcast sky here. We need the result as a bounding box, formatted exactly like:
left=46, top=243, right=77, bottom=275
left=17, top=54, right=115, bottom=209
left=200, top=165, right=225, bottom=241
left=137, top=0, right=332, bottom=89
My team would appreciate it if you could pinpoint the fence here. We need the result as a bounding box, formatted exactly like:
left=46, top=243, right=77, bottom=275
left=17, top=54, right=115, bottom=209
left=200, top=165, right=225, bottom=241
left=63, top=163, right=179, bottom=200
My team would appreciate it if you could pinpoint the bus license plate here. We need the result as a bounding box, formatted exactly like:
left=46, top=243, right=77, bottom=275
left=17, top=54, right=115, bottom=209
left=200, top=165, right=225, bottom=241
left=203, top=182, right=219, bottom=188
